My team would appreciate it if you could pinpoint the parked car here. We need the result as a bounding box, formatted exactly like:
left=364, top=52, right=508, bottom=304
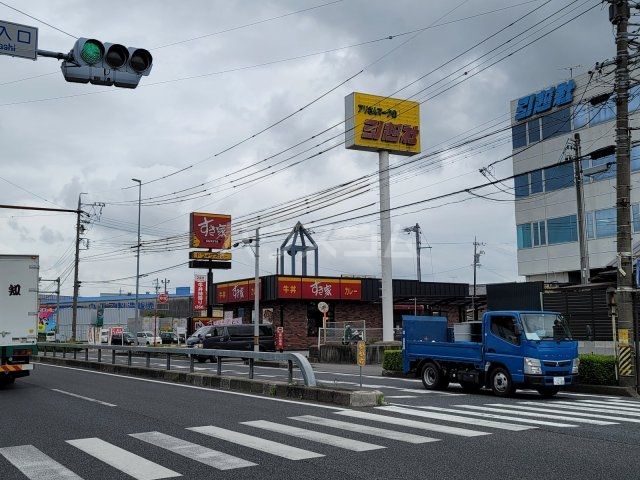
left=111, top=332, right=135, bottom=345
left=160, top=332, right=176, bottom=344
left=192, top=324, right=275, bottom=362
left=136, top=331, right=162, bottom=346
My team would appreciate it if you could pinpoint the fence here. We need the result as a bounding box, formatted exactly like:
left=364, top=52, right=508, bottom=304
left=37, top=342, right=317, bottom=386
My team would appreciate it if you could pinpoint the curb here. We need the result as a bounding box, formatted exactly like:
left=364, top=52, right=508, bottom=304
left=564, top=383, right=640, bottom=398
left=35, top=356, right=383, bottom=407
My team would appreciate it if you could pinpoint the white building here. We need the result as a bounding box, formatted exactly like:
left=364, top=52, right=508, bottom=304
left=511, top=68, right=640, bottom=283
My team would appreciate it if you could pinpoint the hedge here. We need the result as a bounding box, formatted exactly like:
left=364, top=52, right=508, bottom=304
left=579, top=354, right=617, bottom=385
left=382, top=349, right=402, bottom=371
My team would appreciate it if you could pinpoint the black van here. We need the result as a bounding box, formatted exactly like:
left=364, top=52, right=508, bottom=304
left=191, top=324, right=275, bottom=362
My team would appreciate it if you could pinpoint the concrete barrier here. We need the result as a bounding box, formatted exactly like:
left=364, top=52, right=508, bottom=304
left=35, top=355, right=383, bottom=407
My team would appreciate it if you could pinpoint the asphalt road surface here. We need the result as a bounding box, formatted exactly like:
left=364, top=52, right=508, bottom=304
left=2, top=362, right=640, bottom=479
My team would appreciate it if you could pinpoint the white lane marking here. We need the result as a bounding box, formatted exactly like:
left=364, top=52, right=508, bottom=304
left=385, top=395, right=417, bottom=399
left=188, top=426, right=323, bottom=460
left=543, top=401, right=640, bottom=416
left=559, top=392, right=623, bottom=399
left=257, top=374, right=279, bottom=378
left=594, top=399, right=640, bottom=405
left=396, top=388, right=463, bottom=396
left=489, top=403, right=640, bottom=424
left=377, top=406, right=533, bottom=431
left=334, top=410, right=489, bottom=437
left=454, top=405, right=614, bottom=425
left=242, top=420, right=385, bottom=452
left=66, top=438, right=180, bottom=480
left=0, top=445, right=84, bottom=480
left=575, top=399, right=640, bottom=409
left=520, top=401, right=640, bottom=417
left=35, top=363, right=342, bottom=410
left=50, top=389, right=116, bottom=407
left=129, top=431, right=255, bottom=470
left=291, top=415, right=438, bottom=444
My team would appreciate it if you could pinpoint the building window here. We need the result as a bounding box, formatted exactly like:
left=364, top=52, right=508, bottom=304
left=545, top=163, right=574, bottom=191
left=630, top=85, right=640, bottom=113
left=586, top=212, right=594, bottom=240
left=527, top=119, right=540, bottom=143
left=632, top=145, right=640, bottom=172
left=541, top=107, right=571, bottom=140
left=514, top=174, right=529, bottom=198
left=633, top=204, right=640, bottom=233
left=532, top=221, right=546, bottom=246
left=573, top=102, right=589, bottom=129
left=512, top=123, right=527, bottom=149
left=595, top=208, right=616, bottom=238
left=530, top=169, right=543, bottom=194
left=590, top=96, right=616, bottom=126
left=547, top=215, right=578, bottom=244
left=590, top=154, right=616, bottom=181
left=517, top=223, right=532, bottom=249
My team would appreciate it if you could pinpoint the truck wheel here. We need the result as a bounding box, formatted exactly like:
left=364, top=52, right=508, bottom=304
left=490, top=367, right=515, bottom=397
left=459, top=380, right=481, bottom=393
left=537, top=386, right=560, bottom=398
left=421, top=362, right=443, bottom=390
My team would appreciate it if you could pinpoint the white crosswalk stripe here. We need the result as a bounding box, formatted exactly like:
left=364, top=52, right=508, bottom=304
left=66, top=438, right=181, bottom=480
left=455, top=405, right=615, bottom=425
left=129, top=431, right=256, bottom=470
left=405, top=405, right=582, bottom=427
left=591, top=399, right=640, bottom=406
left=575, top=399, right=640, bottom=410
left=335, top=409, right=490, bottom=437
left=377, top=406, right=533, bottom=431
left=242, top=420, right=385, bottom=452
left=492, top=403, right=640, bottom=424
left=290, top=415, right=439, bottom=444
left=523, top=401, right=640, bottom=417
left=0, top=445, right=84, bottom=480
left=187, top=426, right=324, bottom=460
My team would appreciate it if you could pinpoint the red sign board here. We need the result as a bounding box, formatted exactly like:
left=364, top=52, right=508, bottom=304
left=275, top=326, right=285, bottom=351
left=301, top=278, right=340, bottom=300
left=193, top=275, right=207, bottom=310
left=340, top=279, right=362, bottom=300
left=278, top=277, right=302, bottom=299
left=157, top=293, right=169, bottom=304
left=228, top=280, right=251, bottom=303
left=190, top=212, right=231, bottom=250
left=216, top=284, right=228, bottom=303
left=111, top=326, right=124, bottom=336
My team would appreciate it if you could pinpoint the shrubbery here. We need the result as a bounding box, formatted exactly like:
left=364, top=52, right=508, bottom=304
left=382, top=349, right=402, bottom=371
left=579, top=354, right=617, bottom=385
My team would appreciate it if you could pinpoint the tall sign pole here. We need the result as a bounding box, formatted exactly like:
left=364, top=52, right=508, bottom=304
left=254, top=228, right=260, bottom=352
left=379, top=150, right=394, bottom=342
left=611, top=0, right=635, bottom=385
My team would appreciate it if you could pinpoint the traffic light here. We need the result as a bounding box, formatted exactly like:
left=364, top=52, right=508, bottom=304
left=61, top=38, right=152, bottom=89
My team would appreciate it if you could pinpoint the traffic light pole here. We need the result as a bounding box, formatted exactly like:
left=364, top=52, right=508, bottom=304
left=36, top=49, right=71, bottom=61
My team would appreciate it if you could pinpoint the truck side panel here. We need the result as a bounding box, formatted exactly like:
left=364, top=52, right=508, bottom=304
left=0, top=255, right=39, bottom=347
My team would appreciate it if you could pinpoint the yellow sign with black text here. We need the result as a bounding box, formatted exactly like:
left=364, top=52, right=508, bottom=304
left=345, top=92, right=421, bottom=156
left=357, top=340, right=366, bottom=367
left=189, top=251, right=232, bottom=261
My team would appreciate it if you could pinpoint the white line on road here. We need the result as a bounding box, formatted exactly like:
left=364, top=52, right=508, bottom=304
left=449, top=405, right=612, bottom=425
left=334, top=410, right=489, bottom=437
left=575, top=399, right=640, bottom=409
left=385, top=395, right=417, bottom=399
left=188, top=426, right=324, bottom=460
left=66, top=438, right=181, bottom=480
left=519, top=401, right=640, bottom=417
left=50, top=389, right=116, bottom=407
left=242, top=420, right=385, bottom=451
left=0, top=445, right=84, bottom=480
left=486, top=403, right=640, bottom=424
left=291, top=415, right=438, bottom=444
left=130, top=431, right=256, bottom=470
left=377, top=406, right=533, bottom=431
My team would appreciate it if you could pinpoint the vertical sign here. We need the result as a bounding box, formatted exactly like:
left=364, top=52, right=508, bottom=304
left=193, top=274, right=207, bottom=311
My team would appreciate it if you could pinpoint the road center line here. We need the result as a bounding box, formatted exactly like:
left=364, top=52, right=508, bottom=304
left=50, top=388, right=116, bottom=407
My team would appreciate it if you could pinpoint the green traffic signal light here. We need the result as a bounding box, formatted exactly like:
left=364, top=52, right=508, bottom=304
left=81, top=39, right=104, bottom=65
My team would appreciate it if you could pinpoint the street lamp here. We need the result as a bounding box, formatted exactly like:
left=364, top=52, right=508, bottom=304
left=132, top=178, right=142, bottom=335
left=234, top=228, right=260, bottom=352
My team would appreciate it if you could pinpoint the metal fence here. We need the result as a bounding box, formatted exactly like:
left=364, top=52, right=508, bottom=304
left=37, top=343, right=316, bottom=386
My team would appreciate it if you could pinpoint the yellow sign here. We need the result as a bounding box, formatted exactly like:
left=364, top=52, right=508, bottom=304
left=189, top=251, right=232, bottom=261
left=357, top=340, right=366, bottom=367
left=618, top=328, right=630, bottom=345
left=345, top=92, right=421, bottom=156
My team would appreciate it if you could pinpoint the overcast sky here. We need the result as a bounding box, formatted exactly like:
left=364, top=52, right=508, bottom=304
left=0, top=0, right=614, bottom=296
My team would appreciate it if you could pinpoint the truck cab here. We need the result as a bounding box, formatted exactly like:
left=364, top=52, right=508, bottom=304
left=403, top=310, right=579, bottom=397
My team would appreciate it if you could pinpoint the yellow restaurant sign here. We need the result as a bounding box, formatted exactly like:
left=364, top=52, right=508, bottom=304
left=345, top=92, right=421, bottom=156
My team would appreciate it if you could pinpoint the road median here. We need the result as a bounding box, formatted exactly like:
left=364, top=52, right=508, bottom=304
left=36, top=355, right=383, bottom=407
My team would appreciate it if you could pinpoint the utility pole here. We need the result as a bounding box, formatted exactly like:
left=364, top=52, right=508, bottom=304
left=403, top=223, right=432, bottom=282
left=71, top=193, right=86, bottom=342
left=472, top=237, right=485, bottom=321
left=162, top=278, right=170, bottom=294
left=153, top=278, right=160, bottom=346
left=254, top=228, right=260, bottom=352
left=610, top=0, right=635, bottom=386
left=132, top=178, right=142, bottom=335
left=572, top=133, right=590, bottom=285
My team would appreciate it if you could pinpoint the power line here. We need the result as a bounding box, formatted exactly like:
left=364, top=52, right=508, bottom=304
left=0, top=1, right=77, bottom=38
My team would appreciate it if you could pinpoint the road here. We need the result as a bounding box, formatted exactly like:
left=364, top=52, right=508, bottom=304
left=2, top=363, right=640, bottom=479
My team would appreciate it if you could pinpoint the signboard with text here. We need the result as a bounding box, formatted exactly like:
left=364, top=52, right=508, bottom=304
left=0, top=20, right=38, bottom=60
left=189, top=212, right=231, bottom=250
left=345, top=91, right=420, bottom=156
left=193, top=274, right=207, bottom=311
left=514, top=80, right=575, bottom=122
left=189, top=251, right=232, bottom=261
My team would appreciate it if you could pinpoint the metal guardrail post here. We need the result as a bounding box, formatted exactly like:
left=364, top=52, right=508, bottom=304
left=112, top=350, right=116, bottom=365
left=127, top=350, right=132, bottom=366
left=217, top=356, right=222, bottom=375
left=97, top=349, right=101, bottom=363
left=52, top=347, right=56, bottom=358
left=146, top=352, right=150, bottom=369
left=189, top=355, right=194, bottom=373
left=84, top=348, right=88, bottom=361
left=62, top=347, right=66, bottom=359
left=43, top=346, right=47, bottom=357
left=249, top=358, right=254, bottom=379
left=166, top=353, right=171, bottom=371
left=73, top=348, right=77, bottom=360
left=288, top=360, right=293, bottom=383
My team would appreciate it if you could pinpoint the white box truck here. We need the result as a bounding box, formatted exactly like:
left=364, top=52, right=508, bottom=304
left=0, top=255, right=39, bottom=385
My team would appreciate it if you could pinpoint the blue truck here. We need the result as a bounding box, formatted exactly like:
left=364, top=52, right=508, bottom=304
left=402, top=311, right=579, bottom=397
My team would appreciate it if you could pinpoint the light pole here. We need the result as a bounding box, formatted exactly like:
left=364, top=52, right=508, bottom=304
left=132, top=178, right=142, bottom=335
left=234, top=229, right=260, bottom=352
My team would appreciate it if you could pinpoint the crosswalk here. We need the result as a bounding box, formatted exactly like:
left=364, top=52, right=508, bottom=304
left=2, top=396, right=640, bottom=479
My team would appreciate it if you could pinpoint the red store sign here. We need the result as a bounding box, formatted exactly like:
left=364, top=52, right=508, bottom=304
left=193, top=274, right=207, bottom=310
left=301, top=278, right=340, bottom=300
left=190, top=212, right=231, bottom=250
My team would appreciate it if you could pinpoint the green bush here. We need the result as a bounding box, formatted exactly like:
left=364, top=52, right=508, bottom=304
left=579, top=354, right=617, bottom=385
left=382, top=349, right=402, bottom=371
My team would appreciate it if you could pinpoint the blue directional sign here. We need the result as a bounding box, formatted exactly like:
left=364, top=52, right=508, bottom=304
left=515, top=80, right=576, bottom=122
left=0, top=19, right=38, bottom=60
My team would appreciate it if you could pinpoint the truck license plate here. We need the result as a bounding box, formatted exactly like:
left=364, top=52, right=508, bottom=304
left=553, top=377, right=565, bottom=386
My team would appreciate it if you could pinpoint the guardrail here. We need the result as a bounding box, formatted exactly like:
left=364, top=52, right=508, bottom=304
left=37, top=342, right=317, bottom=387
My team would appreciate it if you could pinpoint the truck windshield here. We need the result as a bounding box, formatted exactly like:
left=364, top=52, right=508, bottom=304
left=520, top=314, right=572, bottom=341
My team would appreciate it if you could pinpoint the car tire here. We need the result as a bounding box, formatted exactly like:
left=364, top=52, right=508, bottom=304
left=490, top=367, right=515, bottom=397
left=421, top=362, right=443, bottom=390
left=537, top=386, right=560, bottom=398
